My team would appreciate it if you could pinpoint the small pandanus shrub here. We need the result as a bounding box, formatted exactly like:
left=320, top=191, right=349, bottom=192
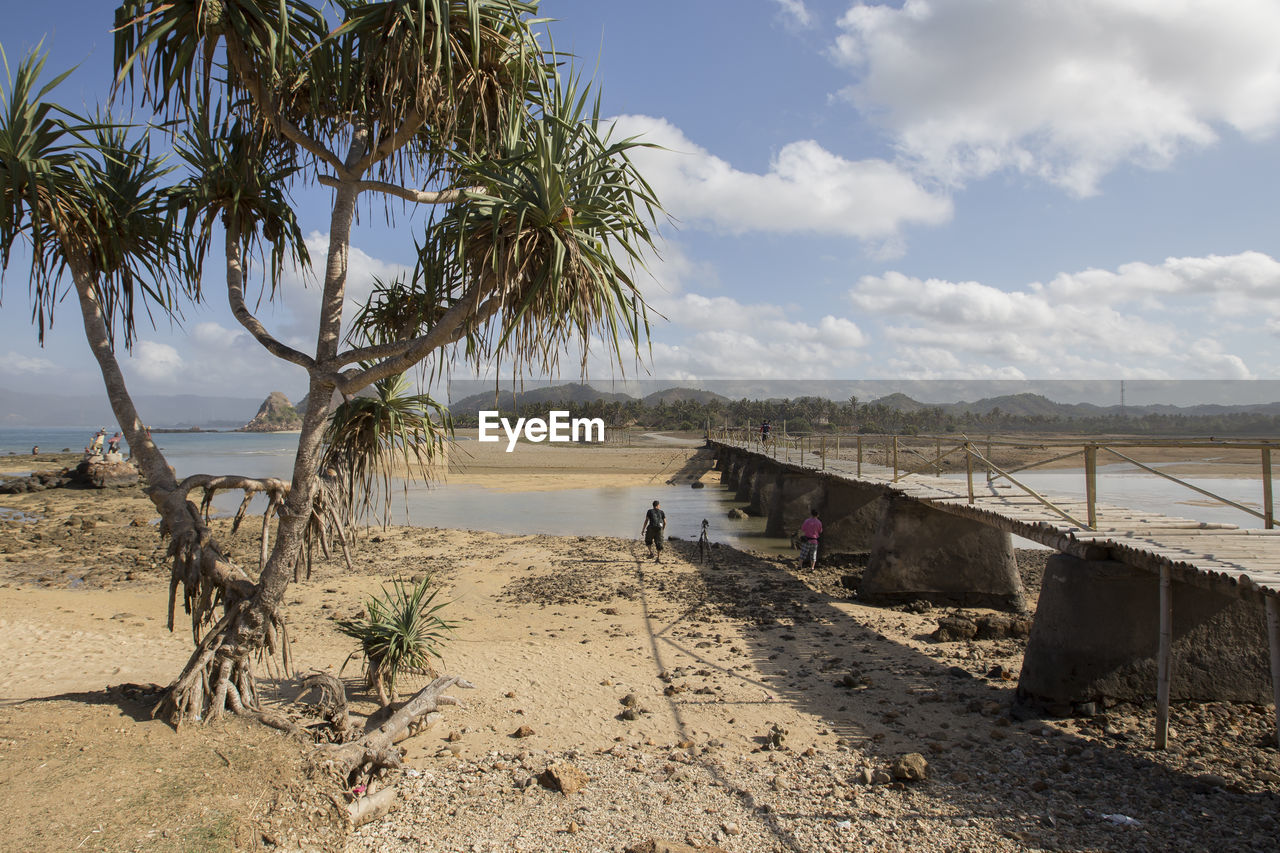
left=335, top=575, right=456, bottom=707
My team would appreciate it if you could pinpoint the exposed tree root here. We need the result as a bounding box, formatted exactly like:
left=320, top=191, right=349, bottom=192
left=299, top=672, right=359, bottom=743
left=153, top=595, right=289, bottom=724
left=151, top=468, right=358, bottom=723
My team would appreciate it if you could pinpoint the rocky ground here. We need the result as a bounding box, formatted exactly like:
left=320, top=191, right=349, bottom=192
left=2, top=453, right=1279, bottom=852
left=350, top=543, right=1280, bottom=853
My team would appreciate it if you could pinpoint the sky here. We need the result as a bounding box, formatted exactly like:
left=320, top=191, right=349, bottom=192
left=3, top=0, right=1280, bottom=406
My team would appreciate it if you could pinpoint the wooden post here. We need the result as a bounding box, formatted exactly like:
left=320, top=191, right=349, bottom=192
left=965, top=442, right=974, bottom=504
left=1266, top=597, right=1280, bottom=748
left=856, top=436, right=863, bottom=478
left=836, top=434, right=841, bottom=460
left=1264, top=448, right=1274, bottom=530
left=935, top=438, right=942, bottom=475
left=1155, top=564, right=1173, bottom=750
left=892, top=436, right=899, bottom=481
left=821, top=436, right=826, bottom=470
left=1085, top=444, right=1098, bottom=530
left=986, top=436, right=993, bottom=482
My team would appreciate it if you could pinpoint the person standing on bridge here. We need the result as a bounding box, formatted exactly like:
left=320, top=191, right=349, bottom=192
left=798, top=508, right=822, bottom=570
left=642, top=499, right=667, bottom=562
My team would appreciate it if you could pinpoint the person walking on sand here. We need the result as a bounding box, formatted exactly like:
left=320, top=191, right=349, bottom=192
left=798, top=508, right=822, bottom=570
left=642, top=499, right=667, bottom=562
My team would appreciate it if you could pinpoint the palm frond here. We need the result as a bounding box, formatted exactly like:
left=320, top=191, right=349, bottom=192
left=170, top=101, right=309, bottom=300
left=321, top=370, right=451, bottom=526
left=334, top=574, right=456, bottom=705
left=423, top=59, right=664, bottom=376
left=0, top=46, right=183, bottom=348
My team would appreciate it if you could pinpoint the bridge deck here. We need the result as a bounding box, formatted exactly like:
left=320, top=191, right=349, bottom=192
left=713, top=439, right=1280, bottom=601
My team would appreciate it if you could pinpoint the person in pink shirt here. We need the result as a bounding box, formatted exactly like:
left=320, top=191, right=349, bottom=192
left=799, top=509, right=822, bottom=569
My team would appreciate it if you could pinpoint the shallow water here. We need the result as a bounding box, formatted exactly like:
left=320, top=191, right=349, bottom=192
left=5, top=427, right=1274, bottom=551
left=948, top=464, right=1274, bottom=529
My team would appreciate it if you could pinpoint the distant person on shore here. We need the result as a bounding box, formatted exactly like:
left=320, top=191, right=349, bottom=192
left=90, top=428, right=105, bottom=455
left=31, top=446, right=38, bottom=456
left=107, top=431, right=122, bottom=454
left=641, top=499, right=666, bottom=562
left=760, top=420, right=771, bottom=444
left=798, top=508, right=822, bottom=569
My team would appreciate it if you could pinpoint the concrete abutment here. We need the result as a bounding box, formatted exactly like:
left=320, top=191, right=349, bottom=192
left=1017, top=554, right=1272, bottom=710
left=859, top=496, right=1026, bottom=611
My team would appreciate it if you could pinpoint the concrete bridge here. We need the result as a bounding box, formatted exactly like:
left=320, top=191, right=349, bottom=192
left=710, top=434, right=1280, bottom=749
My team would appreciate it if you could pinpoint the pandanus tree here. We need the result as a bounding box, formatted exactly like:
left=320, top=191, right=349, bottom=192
left=1, top=0, right=660, bottom=745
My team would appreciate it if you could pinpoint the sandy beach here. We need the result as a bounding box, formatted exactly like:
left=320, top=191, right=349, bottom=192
left=2, top=439, right=1279, bottom=852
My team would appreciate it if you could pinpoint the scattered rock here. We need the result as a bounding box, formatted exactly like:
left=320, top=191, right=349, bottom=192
left=890, top=753, right=928, bottom=782
left=625, top=839, right=728, bottom=853
left=538, top=762, right=589, bottom=795
left=932, top=615, right=978, bottom=642
left=975, top=614, right=1033, bottom=640
left=727, top=508, right=749, bottom=520
left=762, top=724, right=786, bottom=751
left=510, top=725, right=535, bottom=739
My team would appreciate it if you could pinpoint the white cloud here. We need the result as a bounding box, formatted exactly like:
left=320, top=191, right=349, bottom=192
left=4, top=351, right=57, bottom=374
left=831, top=0, right=1280, bottom=195
left=609, top=115, right=952, bottom=248
left=641, top=289, right=870, bottom=379
left=847, top=252, right=1279, bottom=378
left=128, top=341, right=185, bottom=384
left=774, top=0, right=813, bottom=29
left=270, top=232, right=413, bottom=342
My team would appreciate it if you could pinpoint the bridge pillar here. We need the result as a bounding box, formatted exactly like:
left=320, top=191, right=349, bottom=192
left=1017, top=555, right=1271, bottom=711
left=766, top=473, right=824, bottom=537
left=819, top=480, right=886, bottom=552
left=859, top=496, right=1025, bottom=611
left=718, top=452, right=741, bottom=489
left=748, top=467, right=780, bottom=518
left=735, top=460, right=761, bottom=503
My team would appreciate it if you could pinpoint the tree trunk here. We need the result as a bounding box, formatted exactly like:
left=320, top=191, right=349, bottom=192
left=158, top=170, right=363, bottom=722
left=68, top=256, right=271, bottom=721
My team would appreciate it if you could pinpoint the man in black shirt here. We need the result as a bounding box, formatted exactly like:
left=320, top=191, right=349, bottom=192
left=641, top=500, right=666, bottom=562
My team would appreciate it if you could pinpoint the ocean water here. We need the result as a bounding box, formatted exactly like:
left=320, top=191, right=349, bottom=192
left=0, top=427, right=784, bottom=552
left=945, top=463, right=1275, bottom=530
left=4, top=428, right=1273, bottom=547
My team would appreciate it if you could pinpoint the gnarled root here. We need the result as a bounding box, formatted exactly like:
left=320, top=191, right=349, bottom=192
left=299, top=672, right=360, bottom=743
left=153, top=595, right=288, bottom=724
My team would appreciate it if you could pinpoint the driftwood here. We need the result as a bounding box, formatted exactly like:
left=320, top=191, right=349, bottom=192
left=348, top=787, right=398, bottom=828
left=323, top=675, right=473, bottom=783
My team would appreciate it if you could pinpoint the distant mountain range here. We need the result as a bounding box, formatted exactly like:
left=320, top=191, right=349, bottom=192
left=448, top=383, right=1280, bottom=419
left=449, top=383, right=730, bottom=415
left=7, top=382, right=1280, bottom=430
left=0, top=387, right=265, bottom=429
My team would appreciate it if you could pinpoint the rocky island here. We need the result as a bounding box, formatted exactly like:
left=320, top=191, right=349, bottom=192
left=239, top=391, right=303, bottom=432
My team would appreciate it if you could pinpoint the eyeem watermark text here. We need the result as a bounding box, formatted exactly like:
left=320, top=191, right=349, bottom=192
left=478, top=410, right=605, bottom=452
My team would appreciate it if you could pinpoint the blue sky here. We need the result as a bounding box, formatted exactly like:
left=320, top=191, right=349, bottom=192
left=3, top=1, right=1280, bottom=404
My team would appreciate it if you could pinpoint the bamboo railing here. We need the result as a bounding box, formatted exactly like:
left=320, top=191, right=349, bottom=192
left=710, top=427, right=1279, bottom=532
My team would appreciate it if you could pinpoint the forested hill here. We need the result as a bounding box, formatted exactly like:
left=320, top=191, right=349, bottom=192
left=447, top=385, right=1280, bottom=437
